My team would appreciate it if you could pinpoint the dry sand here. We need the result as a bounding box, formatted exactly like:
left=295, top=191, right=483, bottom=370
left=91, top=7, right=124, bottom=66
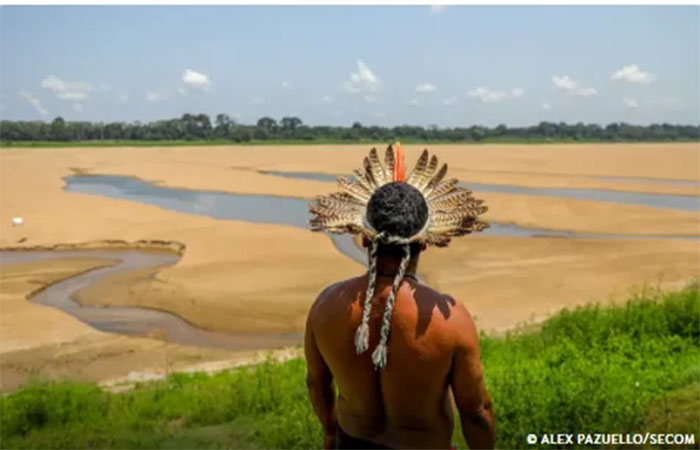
left=3, top=144, right=697, bottom=237
left=0, top=143, right=698, bottom=389
left=420, top=236, right=699, bottom=331
left=0, top=257, right=256, bottom=392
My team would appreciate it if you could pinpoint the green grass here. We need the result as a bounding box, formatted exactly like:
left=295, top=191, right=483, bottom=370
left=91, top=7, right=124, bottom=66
left=646, top=383, right=700, bottom=441
left=1, top=285, right=698, bottom=449
left=2, top=137, right=697, bottom=148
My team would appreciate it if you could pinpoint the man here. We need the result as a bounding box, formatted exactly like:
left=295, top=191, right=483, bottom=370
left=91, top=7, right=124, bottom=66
left=306, top=144, right=495, bottom=449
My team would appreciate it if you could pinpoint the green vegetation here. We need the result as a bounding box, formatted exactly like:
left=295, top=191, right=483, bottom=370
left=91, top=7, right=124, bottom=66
left=646, top=383, right=700, bottom=439
left=1, top=114, right=698, bottom=146
left=1, top=285, right=698, bottom=449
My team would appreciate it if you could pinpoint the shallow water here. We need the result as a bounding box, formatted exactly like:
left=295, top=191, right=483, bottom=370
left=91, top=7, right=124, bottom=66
left=67, top=175, right=310, bottom=228
left=589, top=174, right=700, bottom=187
left=1, top=173, right=695, bottom=351
left=0, top=176, right=373, bottom=350
left=259, top=170, right=699, bottom=212
left=465, top=182, right=699, bottom=211
left=65, top=175, right=698, bottom=241
left=0, top=249, right=303, bottom=350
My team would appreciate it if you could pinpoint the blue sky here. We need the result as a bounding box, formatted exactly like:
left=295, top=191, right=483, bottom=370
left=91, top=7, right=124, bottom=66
left=1, top=6, right=698, bottom=127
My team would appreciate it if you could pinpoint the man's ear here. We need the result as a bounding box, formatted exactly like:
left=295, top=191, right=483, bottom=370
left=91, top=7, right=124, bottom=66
left=362, top=236, right=370, bottom=248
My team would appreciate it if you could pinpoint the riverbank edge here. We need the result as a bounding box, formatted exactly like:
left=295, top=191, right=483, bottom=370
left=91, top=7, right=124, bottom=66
left=62, top=172, right=700, bottom=238
left=3, top=243, right=697, bottom=395
left=0, top=239, right=186, bottom=255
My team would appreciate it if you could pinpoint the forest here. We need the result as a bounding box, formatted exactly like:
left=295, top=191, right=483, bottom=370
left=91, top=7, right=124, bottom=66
left=1, top=114, right=698, bottom=143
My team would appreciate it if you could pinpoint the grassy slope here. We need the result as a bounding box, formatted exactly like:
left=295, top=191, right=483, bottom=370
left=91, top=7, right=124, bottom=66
left=1, top=285, right=698, bottom=449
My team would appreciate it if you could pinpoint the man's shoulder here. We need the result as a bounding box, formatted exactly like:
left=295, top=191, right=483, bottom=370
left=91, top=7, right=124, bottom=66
left=414, top=283, right=472, bottom=319
left=317, top=275, right=364, bottom=300
left=439, top=292, right=479, bottom=349
left=308, top=276, right=364, bottom=317
left=413, top=285, right=478, bottom=345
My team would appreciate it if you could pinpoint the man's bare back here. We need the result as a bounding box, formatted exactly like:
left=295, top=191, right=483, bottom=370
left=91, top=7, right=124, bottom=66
left=305, top=274, right=495, bottom=449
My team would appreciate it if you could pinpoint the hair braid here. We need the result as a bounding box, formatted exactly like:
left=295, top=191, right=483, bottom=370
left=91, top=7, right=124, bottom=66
left=354, top=237, right=379, bottom=354
left=371, top=244, right=411, bottom=369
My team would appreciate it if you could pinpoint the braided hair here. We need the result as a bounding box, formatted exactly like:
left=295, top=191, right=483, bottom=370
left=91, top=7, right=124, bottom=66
left=354, top=182, right=428, bottom=369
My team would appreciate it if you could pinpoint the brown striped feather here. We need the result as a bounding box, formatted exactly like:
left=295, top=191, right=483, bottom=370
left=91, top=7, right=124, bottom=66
left=426, top=179, right=459, bottom=201
left=425, top=232, right=452, bottom=247
left=327, top=192, right=366, bottom=206
left=363, top=157, right=379, bottom=189
left=423, top=163, right=448, bottom=197
left=415, top=155, right=439, bottom=192
left=429, top=189, right=479, bottom=209
left=367, top=147, right=387, bottom=185
left=406, top=149, right=429, bottom=185
left=338, top=177, right=371, bottom=202
left=310, top=211, right=364, bottom=231
left=384, top=145, right=395, bottom=180
left=311, top=198, right=363, bottom=215
left=352, top=169, right=373, bottom=192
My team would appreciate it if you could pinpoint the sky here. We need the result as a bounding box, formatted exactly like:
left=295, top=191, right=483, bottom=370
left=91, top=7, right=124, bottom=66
left=1, top=5, right=698, bottom=127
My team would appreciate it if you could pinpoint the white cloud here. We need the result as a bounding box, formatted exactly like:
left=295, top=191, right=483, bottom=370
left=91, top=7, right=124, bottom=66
left=41, top=75, right=92, bottom=110
left=406, top=98, right=419, bottom=105
left=552, top=75, right=577, bottom=91
left=577, top=87, right=598, bottom=97
left=623, top=97, right=639, bottom=108
left=146, top=91, right=167, bottom=102
left=72, top=103, right=84, bottom=112
left=429, top=4, right=447, bottom=14
left=343, top=60, right=381, bottom=94
left=321, top=95, right=333, bottom=103
left=611, top=65, right=656, bottom=84
left=41, top=75, right=92, bottom=95
left=374, top=112, right=386, bottom=118
left=442, top=97, right=457, bottom=105
left=415, top=83, right=437, bottom=93
left=469, top=88, right=506, bottom=103
left=364, top=95, right=375, bottom=103
left=117, top=92, right=129, bottom=104
left=19, top=91, right=49, bottom=116
left=281, top=81, right=293, bottom=89
left=552, top=75, right=598, bottom=97
left=177, top=87, right=188, bottom=96
left=57, top=91, right=89, bottom=101
left=98, top=83, right=112, bottom=91
left=182, top=69, right=211, bottom=90
left=467, top=87, right=523, bottom=103
left=252, top=96, right=265, bottom=104
left=542, top=102, right=551, bottom=110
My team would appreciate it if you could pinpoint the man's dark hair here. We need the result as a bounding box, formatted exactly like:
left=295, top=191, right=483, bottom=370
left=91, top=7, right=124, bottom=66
left=367, top=182, right=428, bottom=258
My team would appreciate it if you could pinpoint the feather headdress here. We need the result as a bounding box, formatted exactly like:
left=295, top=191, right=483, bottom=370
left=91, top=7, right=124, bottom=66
left=309, top=143, right=488, bottom=369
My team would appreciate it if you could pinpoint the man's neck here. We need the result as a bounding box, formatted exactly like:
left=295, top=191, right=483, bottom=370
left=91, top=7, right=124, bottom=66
left=374, top=255, right=420, bottom=278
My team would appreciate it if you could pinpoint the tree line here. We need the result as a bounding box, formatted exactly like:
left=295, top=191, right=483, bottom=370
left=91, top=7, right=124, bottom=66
left=1, top=114, right=698, bottom=143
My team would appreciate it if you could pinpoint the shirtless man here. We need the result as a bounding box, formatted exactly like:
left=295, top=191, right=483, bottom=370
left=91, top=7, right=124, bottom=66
left=306, top=145, right=494, bottom=449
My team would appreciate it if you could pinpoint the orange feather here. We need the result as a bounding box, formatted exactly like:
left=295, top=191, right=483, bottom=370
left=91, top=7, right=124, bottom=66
left=393, top=141, right=406, bottom=182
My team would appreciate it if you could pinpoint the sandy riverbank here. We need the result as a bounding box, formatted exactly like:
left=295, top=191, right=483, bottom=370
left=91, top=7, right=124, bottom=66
left=0, top=257, right=255, bottom=392
left=0, top=143, right=698, bottom=389
left=3, top=144, right=698, bottom=238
